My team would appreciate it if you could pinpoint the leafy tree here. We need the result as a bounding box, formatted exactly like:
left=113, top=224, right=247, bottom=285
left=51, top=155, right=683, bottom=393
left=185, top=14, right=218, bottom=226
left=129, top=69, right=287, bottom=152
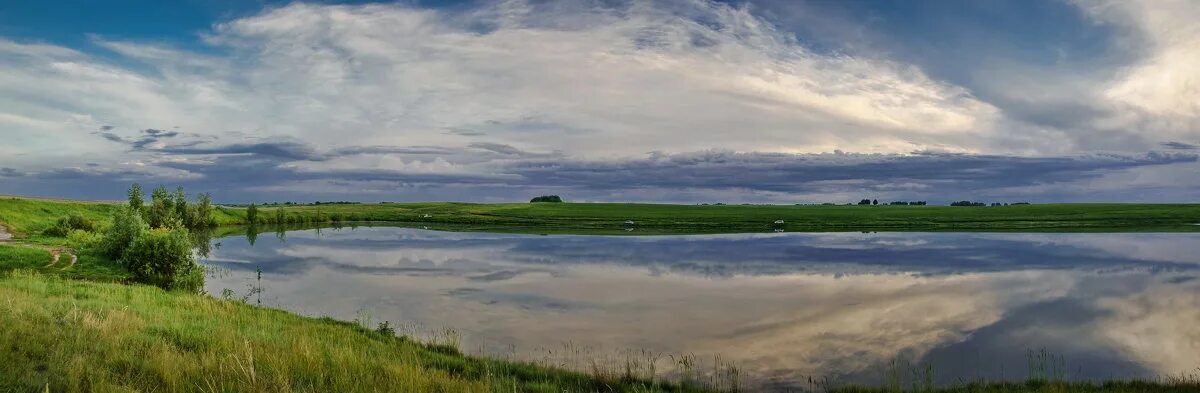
left=858, top=199, right=872, bottom=205
left=99, top=206, right=148, bottom=260
left=122, top=227, right=204, bottom=292
left=529, top=195, right=564, bottom=203
left=127, top=183, right=144, bottom=215
left=872, top=199, right=878, bottom=205
left=192, top=193, right=216, bottom=228
left=148, top=186, right=180, bottom=228
left=246, top=203, right=258, bottom=224
left=173, top=187, right=191, bottom=228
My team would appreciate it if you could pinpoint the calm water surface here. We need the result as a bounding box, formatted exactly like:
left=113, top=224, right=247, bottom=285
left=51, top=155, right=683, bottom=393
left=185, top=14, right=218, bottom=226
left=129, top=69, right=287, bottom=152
left=199, top=227, right=1200, bottom=390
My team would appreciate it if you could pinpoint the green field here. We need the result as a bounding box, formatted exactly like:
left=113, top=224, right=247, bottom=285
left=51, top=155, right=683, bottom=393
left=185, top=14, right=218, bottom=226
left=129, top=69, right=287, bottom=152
left=6, top=196, right=1200, bottom=235
left=226, top=201, right=1200, bottom=232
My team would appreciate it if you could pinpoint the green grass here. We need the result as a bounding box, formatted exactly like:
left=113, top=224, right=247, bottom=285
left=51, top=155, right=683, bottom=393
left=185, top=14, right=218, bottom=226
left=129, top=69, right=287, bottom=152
left=0, top=196, right=118, bottom=244
left=0, top=271, right=708, bottom=393
left=0, top=245, right=127, bottom=282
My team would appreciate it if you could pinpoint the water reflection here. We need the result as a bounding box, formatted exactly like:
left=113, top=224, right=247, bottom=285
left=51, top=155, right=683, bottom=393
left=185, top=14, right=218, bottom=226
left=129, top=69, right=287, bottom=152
left=199, top=227, right=1200, bottom=390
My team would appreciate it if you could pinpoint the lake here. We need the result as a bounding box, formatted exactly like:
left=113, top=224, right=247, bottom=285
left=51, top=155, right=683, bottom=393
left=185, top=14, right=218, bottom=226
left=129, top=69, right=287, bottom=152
left=199, top=226, right=1200, bottom=390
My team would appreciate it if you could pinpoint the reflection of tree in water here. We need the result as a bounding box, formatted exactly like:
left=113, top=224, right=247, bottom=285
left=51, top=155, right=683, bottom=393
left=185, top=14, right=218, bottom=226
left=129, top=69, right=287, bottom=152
left=246, top=224, right=258, bottom=246
left=190, top=228, right=214, bottom=258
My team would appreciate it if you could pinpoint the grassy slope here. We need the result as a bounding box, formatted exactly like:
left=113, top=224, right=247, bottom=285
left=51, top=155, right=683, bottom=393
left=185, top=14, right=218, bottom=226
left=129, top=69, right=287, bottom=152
left=0, top=197, right=118, bottom=240
left=0, top=271, right=697, bottom=393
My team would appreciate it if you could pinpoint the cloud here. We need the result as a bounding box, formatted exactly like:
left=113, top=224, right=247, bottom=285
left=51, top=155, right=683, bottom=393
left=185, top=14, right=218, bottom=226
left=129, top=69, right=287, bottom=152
left=0, top=1, right=1198, bottom=201
left=1162, top=141, right=1198, bottom=150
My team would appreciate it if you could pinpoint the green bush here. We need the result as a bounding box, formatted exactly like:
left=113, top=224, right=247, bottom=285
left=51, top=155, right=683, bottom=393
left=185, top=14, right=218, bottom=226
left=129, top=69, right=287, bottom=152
left=42, top=213, right=97, bottom=237
left=66, top=229, right=102, bottom=249
left=122, top=227, right=204, bottom=292
left=99, top=207, right=148, bottom=260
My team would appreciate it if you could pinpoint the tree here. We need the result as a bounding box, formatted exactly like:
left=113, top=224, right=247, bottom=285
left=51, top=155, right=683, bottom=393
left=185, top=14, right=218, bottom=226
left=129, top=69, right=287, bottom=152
left=192, top=193, right=216, bottom=228
left=872, top=199, right=878, bottom=205
left=246, top=203, right=259, bottom=224
left=858, top=199, right=872, bottom=205
left=173, top=187, right=191, bottom=228
left=530, top=195, right=564, bottom=203
left=127, top=183, right=144, bottom=215
left=99, top=206, right=148, bottom=260
left=148, top=186, right=180, bottom=229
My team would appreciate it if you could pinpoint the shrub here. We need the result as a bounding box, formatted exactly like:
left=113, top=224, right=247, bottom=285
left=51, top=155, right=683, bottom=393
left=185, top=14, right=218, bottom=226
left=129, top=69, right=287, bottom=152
left=66, top=229, right=102, bottom=249
left=122, top=227, right=204, bottom=292
left=529, top=195, right=563, bottom=203
left=42, top=213, right=98, bottom=237
left=99, top=207, right=148, bottom=260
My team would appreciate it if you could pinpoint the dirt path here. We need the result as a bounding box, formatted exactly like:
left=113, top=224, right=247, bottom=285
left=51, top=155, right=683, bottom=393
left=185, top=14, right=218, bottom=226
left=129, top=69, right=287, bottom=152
left=0, top=223, right=11, bottom=242
left=60, top=253, right=77, bottom=270
left=44, top=251, right=60, bottom=267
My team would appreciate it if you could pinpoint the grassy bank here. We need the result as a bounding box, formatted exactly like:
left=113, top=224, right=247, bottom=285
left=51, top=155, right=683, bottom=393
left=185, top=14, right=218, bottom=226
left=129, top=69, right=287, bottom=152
left=0, top=271, right=702, bottom=393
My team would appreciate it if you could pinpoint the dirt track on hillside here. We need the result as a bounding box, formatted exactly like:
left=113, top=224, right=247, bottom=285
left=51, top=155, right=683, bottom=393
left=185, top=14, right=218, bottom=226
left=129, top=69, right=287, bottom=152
left=0, top=224, right=11, bottom=241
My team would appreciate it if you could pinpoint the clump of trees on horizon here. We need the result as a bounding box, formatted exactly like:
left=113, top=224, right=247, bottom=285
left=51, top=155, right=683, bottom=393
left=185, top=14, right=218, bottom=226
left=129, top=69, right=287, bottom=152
left=530, top=195, right=564, bottom=203
left=857, top=199, right=928, bottom=206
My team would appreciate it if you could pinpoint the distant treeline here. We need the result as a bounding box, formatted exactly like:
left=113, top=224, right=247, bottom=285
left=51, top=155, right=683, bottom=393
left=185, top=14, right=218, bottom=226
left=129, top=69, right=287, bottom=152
left=226, top=201, right=363, bottom=207
left=950, top=201, right=1032, bottom=207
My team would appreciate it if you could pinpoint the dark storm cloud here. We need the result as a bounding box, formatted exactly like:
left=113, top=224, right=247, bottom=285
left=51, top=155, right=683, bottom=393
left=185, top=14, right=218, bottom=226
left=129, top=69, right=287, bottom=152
left=33, top=167, right=145, bottom=180
left=156, top=141, right=320, bottom=161
left=1162, top=141, right=1198, bottom=150
left=29, top=134, right=1200, bottom=202
left=0, top=168, right=25, bottom=178
left=504, top=151, right=1197, bottom=194
left=95, top=132, right=125, bottom=143
left=94, top=128, right=185, bottom=150
left=329, top=145, right=458, bottom=156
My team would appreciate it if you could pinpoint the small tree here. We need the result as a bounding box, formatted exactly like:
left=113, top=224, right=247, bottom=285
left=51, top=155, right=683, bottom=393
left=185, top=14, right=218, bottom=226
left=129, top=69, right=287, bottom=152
left=148, top=186, right=180, bottom=229
left=173, top=187, right=191, bottom=228
left=99, top=206, right=148, bottom=260
left=872, top=199, right=878, bottom=205
left=529, top=195, right=564, bottom=203
left=127, top=183, right=144, bottom=215
left=246, top=203, right=258, bottom=224
left=858, top=199, right=872, bottom=205
left=192, top=193, right=216, bottom=228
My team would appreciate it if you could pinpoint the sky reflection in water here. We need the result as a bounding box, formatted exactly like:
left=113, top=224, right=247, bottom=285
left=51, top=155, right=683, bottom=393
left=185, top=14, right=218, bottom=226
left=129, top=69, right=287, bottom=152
left=200, top=228, right=1200, bottom=390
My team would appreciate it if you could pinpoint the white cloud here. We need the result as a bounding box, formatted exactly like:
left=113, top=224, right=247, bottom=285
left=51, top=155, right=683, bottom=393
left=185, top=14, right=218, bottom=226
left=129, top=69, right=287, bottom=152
left=0, top=0, right=998, bottom=169
left=1073, top=0, right=1200, bottom=142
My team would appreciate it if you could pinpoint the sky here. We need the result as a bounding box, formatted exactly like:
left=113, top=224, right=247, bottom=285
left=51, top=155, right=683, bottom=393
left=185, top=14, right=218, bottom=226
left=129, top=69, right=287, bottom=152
left=0, top=0, right=1198, bottom=203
